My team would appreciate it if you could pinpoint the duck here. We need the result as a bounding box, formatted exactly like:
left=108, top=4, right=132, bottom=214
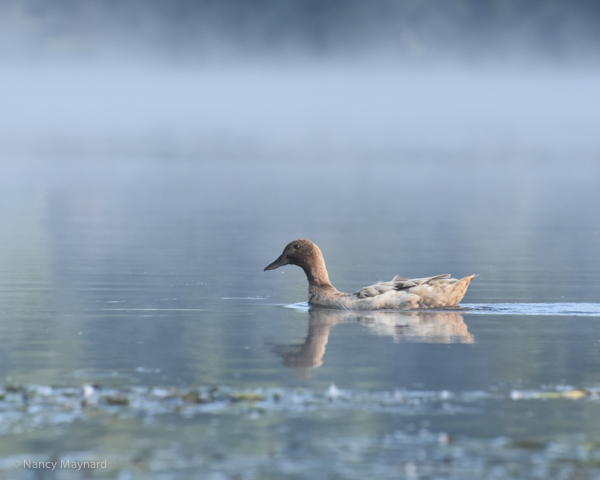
left=264, top=239, right=475, bottom=310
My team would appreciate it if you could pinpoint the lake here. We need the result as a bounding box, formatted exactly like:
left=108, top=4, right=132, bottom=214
left=1, top=64, right=600, bottom=479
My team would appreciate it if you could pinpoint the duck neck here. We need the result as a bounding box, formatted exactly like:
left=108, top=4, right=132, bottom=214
left=301, top=256, right=336, bottom=293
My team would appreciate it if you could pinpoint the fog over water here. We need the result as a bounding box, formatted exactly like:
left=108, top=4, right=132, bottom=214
left=3, top=63, right=600, bottom=159
left=1, top=0, right=600, bottom=160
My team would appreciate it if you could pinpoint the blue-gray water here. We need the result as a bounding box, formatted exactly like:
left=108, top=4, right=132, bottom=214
left=1, top=151, right=600, bottom=479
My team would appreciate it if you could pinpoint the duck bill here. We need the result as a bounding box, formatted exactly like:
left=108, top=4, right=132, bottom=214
left=264, top=253, right=290, bottom=271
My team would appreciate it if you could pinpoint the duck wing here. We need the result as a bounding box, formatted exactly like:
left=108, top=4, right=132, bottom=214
left=354, top=274, right=452, bottom=299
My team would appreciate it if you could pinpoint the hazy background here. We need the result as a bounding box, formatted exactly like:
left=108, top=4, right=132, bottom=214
left=3, top=0, right=600, bottom=63
left=1, top=0, right=600, bottom=160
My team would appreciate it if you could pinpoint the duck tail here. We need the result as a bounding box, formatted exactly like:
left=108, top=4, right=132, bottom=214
left=449, top=274, right=477, bottom=306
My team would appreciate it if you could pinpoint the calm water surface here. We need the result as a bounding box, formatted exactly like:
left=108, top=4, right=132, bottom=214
left=1, top=155, right=600, bottom=479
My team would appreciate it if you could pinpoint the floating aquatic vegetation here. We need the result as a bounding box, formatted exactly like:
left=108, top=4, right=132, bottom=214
left=1, top=383, right=600, bottom=478
left=510, top=387, right=598, bottom=400
left=2, top=425, right=600, bottom=480
left=1, top=382, right=600, bottom=437
left=230, top=392, right=267, bottom=402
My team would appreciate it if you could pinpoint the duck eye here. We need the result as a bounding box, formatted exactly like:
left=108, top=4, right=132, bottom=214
left=294, top=244, right=300, bottom=250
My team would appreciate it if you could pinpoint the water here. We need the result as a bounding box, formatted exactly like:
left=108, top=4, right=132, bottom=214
left=2, top=107, right=600, bottom=476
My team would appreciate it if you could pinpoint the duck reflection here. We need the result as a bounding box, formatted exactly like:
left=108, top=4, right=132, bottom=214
left=269, top=309, right=472, bottom=370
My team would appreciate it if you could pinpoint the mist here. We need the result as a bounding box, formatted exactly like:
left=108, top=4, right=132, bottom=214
left=2, top=0, right=600, bottom=160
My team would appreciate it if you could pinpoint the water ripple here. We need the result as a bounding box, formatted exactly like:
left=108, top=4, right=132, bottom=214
left=462, top=303, right=600, bottom=317
left=285, top=302, right=600, bottom=317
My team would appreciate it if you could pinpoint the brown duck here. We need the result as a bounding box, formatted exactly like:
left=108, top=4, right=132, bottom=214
left=264, top=239, right=475, bottom=310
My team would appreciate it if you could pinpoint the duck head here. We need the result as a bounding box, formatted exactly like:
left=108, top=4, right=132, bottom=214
left=264, top=239, right=322, bottom=271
